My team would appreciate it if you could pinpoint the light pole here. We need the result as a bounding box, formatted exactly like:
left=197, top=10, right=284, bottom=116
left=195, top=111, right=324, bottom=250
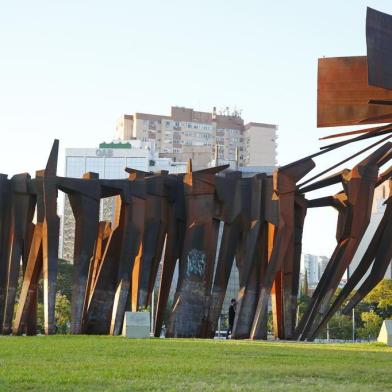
left=347, top=266, right=355, bottom=342
left=352, top=308, right=355, bottom=342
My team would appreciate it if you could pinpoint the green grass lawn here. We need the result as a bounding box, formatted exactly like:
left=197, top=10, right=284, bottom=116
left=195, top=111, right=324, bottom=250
left=0, top=336, right=391, bottom=391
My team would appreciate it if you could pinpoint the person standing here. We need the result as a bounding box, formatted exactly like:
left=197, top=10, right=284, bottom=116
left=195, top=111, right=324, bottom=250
left=227, top=298, right=236, bottom=339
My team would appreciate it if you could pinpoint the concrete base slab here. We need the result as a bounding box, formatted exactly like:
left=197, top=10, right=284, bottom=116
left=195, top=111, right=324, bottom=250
left=377, top=320, right=392, bottom=346
left=122, top=312, right=150, bottom=338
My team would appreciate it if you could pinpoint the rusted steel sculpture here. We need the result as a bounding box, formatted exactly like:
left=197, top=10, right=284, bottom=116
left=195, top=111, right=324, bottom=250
left=153, top=173, right=186, bottom=338
left=251, top=158, right=315, bottom=340
left=3, top=7, right=392, bottom=341
left=317, top=56, right=392, bottom=127
left=166, top=165, right=228, bottom=338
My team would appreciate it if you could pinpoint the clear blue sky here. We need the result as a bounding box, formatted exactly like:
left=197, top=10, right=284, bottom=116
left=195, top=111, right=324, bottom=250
left=1, top=1, right=392, bottom=255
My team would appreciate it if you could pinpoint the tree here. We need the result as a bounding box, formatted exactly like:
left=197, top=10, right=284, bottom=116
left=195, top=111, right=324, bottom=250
left=357, top=311, right=383, bottom=340
left=55, top=292, right=71, bottom=334
left=317, top=313, right=352, bottom=340
left=363, top=279, right=392, bottom=318
left=302, top=269, right=309, bottom=297
left=35, top=292, right=71, bottom=334
left=56, top=259, right=73, bottom=302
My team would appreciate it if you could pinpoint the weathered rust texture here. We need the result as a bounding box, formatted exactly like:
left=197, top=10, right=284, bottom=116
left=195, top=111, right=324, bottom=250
left=58, top=172, right=101, bottom=334
left=320, top=181, right=392, bottom=320
left=13, top=140, right=60, bottom=335
left=317, top=56, right=392, bottom=127
left=41, top=140, right=60, bottom=335
left=136, top=173, right=169, bottom=310
left=250, top=158, right=315, bottom=340
left=166, top=165, right=228, bottom=338
left=85, top=176, right=146, bottom=334
left=298, top=143, right=392, bottom=341
left=232, top=174, right=265, bottom=339
left=0, top=175, right=11, bottom=332
left=342, top=197, right=392, bottom=313
left=263, top=179, right=279, bottom=337
left=13, top=223, right=43, bottom=335
left=282, top=194, right=308, bottom=339
left=2, top=173, right=35, bottom=334
left=154, top=174, right=186, bottom=337
left=205, top=171, right=242, bottom=338
left=110, top=177, right=146, bottom=335
left=86, top=220, right=112, bottom=304
left=366, top=7, right=392, bottom=90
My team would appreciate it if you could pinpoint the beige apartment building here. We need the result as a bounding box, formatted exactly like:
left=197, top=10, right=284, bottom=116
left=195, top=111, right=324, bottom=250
left=115, top=106, right=277, bottom=169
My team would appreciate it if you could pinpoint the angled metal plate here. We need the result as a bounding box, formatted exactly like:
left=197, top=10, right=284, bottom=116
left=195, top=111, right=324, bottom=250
left=367, top=7, right=392, bottom=90
left=317, top=56, right=392, bottom=127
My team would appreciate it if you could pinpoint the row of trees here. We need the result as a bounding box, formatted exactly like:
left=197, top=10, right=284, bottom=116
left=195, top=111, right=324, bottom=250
left=298, top=279, right=392, bottom=340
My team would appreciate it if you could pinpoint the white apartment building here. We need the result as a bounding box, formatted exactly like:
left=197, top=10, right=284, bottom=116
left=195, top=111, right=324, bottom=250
left=303, top=254, right=320, bottom=287
left=61, top=141, right=186, bottom=261
left=318, top=256, right=329, bottom=279
left=301, top=254, right=331, bottom=288
left=115, top=106, right=278, bottom=169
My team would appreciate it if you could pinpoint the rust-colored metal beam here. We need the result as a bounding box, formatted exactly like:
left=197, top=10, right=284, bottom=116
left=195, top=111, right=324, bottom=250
left=298, top=143, right=392, bottom=341
left=317, top=56, right=392, bottom=127
left=166, top=166, right=228, bottom=337
left=366, top=7, right=392, bottom=90
left=58, top=172, right=101, bottom=334
left=154, top=174, right=186, bottom=337
left=251, top=158, right=315, bottom=340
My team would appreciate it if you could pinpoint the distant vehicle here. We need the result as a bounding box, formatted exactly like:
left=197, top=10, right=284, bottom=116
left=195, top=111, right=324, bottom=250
left=214, top=330, right=228, bottom=339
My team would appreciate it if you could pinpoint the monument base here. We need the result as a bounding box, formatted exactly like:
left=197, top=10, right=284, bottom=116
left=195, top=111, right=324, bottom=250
left=377, top=320, right=392, bottom=346
left=122, top=312, right=150, bottom=338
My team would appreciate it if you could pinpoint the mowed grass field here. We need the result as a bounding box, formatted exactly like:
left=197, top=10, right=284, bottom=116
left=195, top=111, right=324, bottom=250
left=0, top=336, right=391, bottom=391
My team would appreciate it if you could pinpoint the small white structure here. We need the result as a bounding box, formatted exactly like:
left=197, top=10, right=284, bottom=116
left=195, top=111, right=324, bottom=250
left=122, top=312, right=150, bottom=338
left=377, top=320, right=392, bottom=346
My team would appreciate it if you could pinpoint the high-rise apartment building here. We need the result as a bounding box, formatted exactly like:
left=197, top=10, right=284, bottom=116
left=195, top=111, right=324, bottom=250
left=115, top=106, right=278, bottom=169
left=303, top=254, right=320, bottom=287
left=318, top=256, right=329, bottom=279
left=302, top=254, right=331, bottom=288
left=61, top=141, right=186, bottom=261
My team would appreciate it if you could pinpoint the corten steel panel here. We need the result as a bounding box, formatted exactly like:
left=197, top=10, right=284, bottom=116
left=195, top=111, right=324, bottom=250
left=342, top=202, right=392, bottom=313
left=59, top=173, right=101, bottom=334
left=232, top=175, right=265, bottom=339
left=86, top=220, right=112, bottom=306
left=166, top=166, right=227, bottom=338
left=110, top=179, right=147, bottom=335
left=321, top=185, right=392, bottom=321
left=250, top=158, right=315, bottom=340
left=205, top=172, right=242, bottom=339
left=298, top=143, right=392, bottom=341
left=136, top=175, right=169, bottom=310
left=271, top=269, right=284, bottom=338
left=367, top=7, right=392, bottom=90
left=130, top=208, right=146, bottom=312
left=84, top=223, right=122, bottom=334
left=0, top=175, right=11, bottom=332
left=14, top=140, right=60, bottom=335
left=306, top=145, right=392, bottom=340
left=154, top=175, right=186, bottom=338
left=317, top=56, right=392, bottom=127
left=13, top=223, right=43, bottom=335
left=41, top=141, right=60, bottom=335
left=2, top=174, right=35, bottom=335
left=280, top=195, right=308, bottom=339
left=260, top=190, right=282, bottom=339
left=85, top=178, right=145, bottom=334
